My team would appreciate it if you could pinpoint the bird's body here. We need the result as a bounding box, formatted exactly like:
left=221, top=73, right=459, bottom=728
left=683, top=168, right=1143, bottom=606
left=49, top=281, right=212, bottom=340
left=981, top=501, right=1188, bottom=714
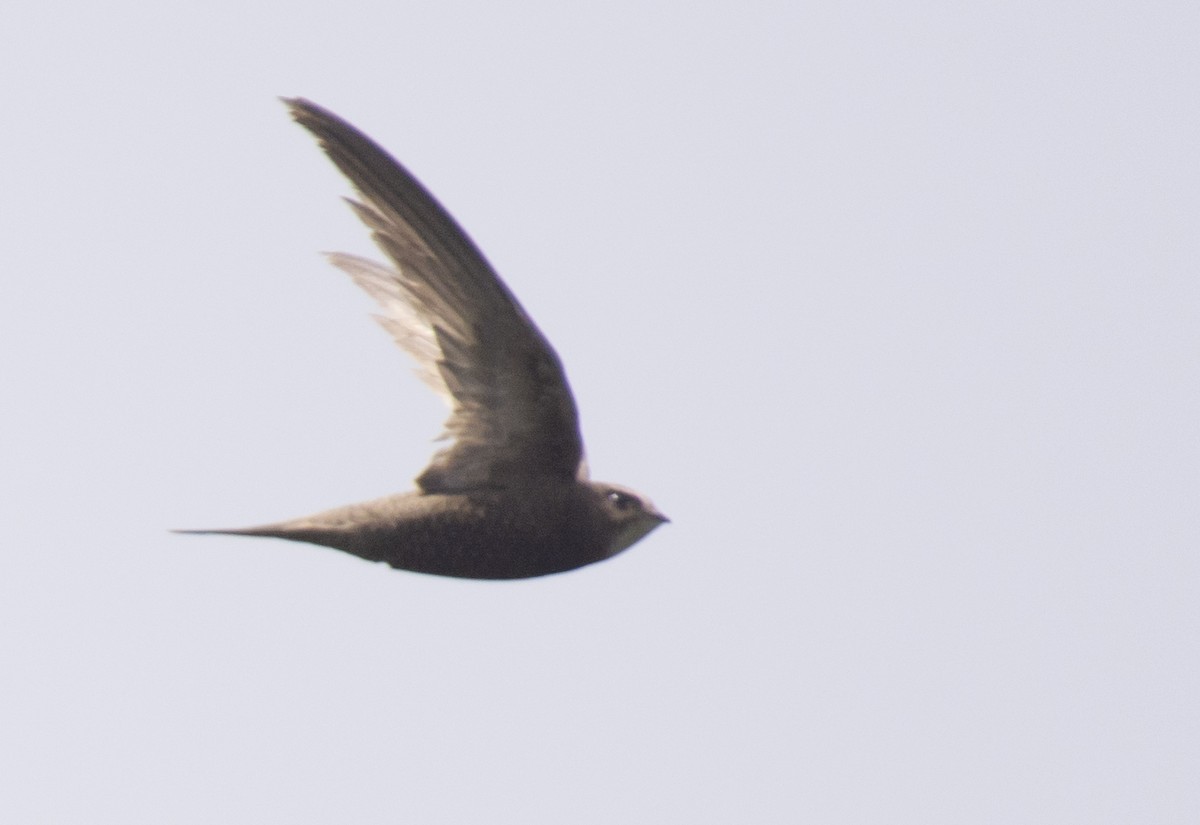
left=178, top=98, right=666, bottom=578
left=194, top=480, right=659, bottom=580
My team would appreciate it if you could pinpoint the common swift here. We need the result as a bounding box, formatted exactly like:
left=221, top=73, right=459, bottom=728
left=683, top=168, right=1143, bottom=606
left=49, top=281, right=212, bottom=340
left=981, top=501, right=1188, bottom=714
left=177, top=99, right=667, bottom=579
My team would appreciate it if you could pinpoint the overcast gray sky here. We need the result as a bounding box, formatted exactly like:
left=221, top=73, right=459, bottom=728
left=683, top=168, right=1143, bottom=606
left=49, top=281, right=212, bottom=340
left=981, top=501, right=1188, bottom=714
left=2, top=1, right=1197, bottom=822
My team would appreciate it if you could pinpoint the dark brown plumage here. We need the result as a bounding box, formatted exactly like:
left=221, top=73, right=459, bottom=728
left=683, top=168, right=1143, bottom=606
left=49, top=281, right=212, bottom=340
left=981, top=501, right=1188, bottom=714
left=176, top=98, right=666, bottom=579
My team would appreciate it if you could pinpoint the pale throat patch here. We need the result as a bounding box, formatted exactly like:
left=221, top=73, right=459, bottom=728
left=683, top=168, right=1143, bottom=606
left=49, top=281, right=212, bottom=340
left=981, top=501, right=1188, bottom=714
left=606, top=517, right=662, bottom=557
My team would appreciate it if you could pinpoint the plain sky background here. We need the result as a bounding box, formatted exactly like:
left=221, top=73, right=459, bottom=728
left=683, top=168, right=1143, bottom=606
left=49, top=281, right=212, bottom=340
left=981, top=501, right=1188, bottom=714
left=2, top=1, right=1197, bottom=822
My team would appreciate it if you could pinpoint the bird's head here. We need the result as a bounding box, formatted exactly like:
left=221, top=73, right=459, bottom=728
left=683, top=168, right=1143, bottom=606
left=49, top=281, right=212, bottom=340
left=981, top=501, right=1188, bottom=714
left=590, top=482, right=669, bottom=558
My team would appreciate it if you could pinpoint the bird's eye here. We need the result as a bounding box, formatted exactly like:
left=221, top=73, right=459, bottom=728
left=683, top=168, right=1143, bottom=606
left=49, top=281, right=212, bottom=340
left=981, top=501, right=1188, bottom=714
left=607, top=490, right=637, bottom=510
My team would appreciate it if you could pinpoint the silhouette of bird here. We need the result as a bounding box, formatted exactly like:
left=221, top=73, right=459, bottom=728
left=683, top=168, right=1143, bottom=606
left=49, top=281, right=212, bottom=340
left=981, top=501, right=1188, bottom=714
left=176, top=98, right=667, bottom=579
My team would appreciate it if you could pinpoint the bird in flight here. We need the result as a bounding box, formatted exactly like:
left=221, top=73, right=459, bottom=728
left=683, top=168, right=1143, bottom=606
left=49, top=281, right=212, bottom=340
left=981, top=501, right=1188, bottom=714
left=177, top=98, right=667, bottom=579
